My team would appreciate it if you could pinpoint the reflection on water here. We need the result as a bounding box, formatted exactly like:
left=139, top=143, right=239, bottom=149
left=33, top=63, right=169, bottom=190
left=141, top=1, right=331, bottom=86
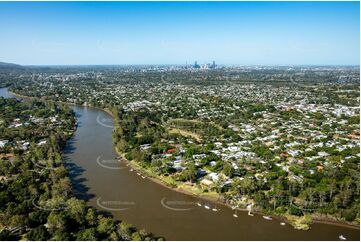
left=1, top=88, right=359, bottom=241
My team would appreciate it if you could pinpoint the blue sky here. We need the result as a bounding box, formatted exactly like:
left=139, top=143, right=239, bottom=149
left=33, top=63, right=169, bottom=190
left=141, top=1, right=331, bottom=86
left=0, top=1, right=359, bottom=65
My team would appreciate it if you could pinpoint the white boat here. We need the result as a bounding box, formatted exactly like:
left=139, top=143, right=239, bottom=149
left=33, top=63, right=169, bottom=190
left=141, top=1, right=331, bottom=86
left=233, top=213, right=238, bottom=218
left=339, top=235, right=346, bottom=241
left=212, top=208, right=219, bottom=212
left=141, top=176, right=146, bottom=179
left=196, top=203, right=202, bottom=207
left=280, top=222, right=286, bottom=226
left=204, top=205, right=210, bottom=209
left=262, top=216, right=273, bottom=220
left=130, top=169, right=133, bottom=171
left=136, top=173, right=141, bottom=176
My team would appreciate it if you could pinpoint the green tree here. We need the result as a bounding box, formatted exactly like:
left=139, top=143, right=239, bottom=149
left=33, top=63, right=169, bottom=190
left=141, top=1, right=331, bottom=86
left=26, top=226, right=49, bottom=241
left=76, top=228, right=98, bottom=241
left=97, top=216, right=115, bottom=235
left=66, top=198, right=86, bottom=224
left=85, top=208, right=98, bottom=226
left=222, top=161, right=233, bottom=177
left=47, top=212, right=66, bottom=233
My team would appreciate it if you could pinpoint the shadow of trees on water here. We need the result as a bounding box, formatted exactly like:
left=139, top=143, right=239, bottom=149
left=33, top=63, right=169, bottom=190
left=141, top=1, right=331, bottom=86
left=63, top=137, right=95, bottom=202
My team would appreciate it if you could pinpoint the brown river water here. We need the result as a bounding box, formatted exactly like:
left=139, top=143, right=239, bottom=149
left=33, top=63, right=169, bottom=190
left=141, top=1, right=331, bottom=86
left=1, top=88, right=359, bottom=241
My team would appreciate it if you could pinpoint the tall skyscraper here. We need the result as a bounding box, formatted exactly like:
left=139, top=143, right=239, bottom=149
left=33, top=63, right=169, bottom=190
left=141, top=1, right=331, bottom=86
left=194, top=61, right=200, bottom=69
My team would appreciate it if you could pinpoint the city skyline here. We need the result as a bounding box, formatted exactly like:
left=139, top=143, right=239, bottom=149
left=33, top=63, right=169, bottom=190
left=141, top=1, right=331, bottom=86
left=0, top=1, right=359, bottom=65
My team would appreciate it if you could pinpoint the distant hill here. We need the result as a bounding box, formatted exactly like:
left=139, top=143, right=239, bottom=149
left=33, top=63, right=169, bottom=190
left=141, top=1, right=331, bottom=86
left=0, top=61, right=24, bottom=70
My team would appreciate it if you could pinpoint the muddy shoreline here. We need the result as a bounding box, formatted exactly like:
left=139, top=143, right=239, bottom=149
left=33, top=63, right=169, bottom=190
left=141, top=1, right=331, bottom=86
left=114, top=149, right=360, bottom=231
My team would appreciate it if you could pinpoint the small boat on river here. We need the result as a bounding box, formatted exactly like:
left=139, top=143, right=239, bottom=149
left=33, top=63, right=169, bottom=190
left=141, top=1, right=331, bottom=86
left=339, top=235, right=346, bottom=240
left=263, top=216, right=273, bottom=220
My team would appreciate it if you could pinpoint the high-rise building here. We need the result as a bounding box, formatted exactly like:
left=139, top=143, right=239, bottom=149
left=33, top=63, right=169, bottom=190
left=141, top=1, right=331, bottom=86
left=194, top=61, right=200, bottom=69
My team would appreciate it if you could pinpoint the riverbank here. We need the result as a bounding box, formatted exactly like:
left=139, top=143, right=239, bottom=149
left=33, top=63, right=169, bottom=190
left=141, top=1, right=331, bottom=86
left=5, top=89, right=163, bottom=240
left=114, top=148, right=361, bottom=231
left=9, top=89, right=360, bottom=232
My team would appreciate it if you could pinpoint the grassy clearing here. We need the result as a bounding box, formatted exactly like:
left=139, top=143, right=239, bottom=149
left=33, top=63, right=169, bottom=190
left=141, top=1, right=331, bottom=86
left=168, top=127, right=202, bottom=142
left=168, top=118, right=202, bottom=124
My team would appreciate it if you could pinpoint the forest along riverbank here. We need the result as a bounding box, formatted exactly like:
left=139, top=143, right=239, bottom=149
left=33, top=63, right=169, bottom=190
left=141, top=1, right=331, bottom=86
left=1, top=87, right=359, bottom=241
left=0, top=88, right=160, bottom=240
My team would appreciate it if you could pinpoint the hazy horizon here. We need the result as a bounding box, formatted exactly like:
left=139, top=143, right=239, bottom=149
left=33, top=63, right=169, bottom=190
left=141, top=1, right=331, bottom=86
left=13, top=63, right=361, bottom=67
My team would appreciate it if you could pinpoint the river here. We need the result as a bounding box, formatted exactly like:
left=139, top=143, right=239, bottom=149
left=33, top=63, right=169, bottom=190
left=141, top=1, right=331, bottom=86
left=1, top=87, right=359, bottom=241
